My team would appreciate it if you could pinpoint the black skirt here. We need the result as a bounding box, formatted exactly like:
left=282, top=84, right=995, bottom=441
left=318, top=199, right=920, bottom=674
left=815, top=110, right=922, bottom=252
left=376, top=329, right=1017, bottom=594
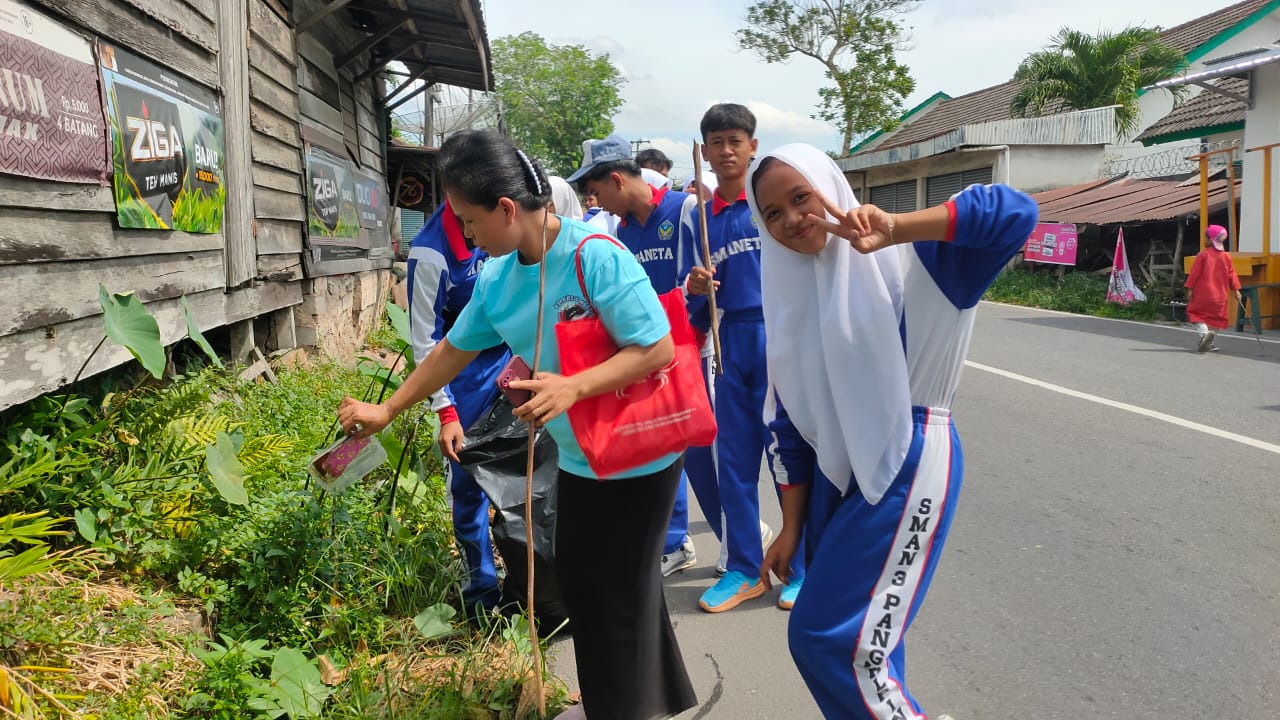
left=555, top=459, right=698, bottom=720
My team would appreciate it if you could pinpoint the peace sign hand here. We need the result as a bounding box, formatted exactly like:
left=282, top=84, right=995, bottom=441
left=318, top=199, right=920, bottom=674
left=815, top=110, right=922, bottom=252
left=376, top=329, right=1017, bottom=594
left=806, top=191, right=898, bottom=254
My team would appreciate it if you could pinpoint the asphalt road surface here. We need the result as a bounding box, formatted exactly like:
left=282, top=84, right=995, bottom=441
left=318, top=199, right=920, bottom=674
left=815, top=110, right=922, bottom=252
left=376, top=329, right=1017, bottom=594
left=549, top=302, right=1280, bottom=719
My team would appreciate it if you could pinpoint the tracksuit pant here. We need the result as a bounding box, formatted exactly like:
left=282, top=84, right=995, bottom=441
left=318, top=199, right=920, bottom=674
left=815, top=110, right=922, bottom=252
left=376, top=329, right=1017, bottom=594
left=790, top=407, right=962, bottom=720
left=683, top=355, right=721, bottom=543
left=446, top=387, right=502, bottom=611
left=716, top=314, right=804, bottom=580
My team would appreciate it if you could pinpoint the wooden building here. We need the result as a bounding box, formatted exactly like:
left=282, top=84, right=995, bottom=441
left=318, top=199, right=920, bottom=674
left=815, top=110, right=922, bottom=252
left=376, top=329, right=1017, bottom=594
left=0, top=0, right=491, bottom=410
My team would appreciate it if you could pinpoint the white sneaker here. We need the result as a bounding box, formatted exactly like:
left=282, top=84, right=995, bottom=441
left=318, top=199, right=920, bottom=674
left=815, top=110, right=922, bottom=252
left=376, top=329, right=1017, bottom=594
left=1197, top=331, right=1214, bottom=353
left=661, top=536, right=697, bottom=577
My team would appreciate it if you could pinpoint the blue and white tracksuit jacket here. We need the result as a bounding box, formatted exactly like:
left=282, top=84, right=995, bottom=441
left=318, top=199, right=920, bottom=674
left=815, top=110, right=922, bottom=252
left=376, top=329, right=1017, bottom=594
left=407, top=202, right=511, bottom=609
left=769, top=184, right=1038, bottom=720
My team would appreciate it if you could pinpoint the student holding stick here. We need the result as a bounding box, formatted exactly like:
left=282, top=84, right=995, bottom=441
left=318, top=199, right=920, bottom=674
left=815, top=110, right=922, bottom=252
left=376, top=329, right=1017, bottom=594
left=685, top=103, right=803, bottom=613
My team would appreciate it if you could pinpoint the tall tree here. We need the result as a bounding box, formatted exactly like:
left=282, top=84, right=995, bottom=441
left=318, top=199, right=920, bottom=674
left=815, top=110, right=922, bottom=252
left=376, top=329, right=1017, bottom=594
left=737, top=0, right=918, bottom=157
left=492, top=32, right=626, bottom=176
left=1010, top=27, right=1187, bottom=138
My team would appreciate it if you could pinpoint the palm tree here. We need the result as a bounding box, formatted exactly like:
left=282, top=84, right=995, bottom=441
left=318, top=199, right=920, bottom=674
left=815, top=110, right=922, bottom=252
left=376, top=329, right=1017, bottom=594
left=1010, top=27, right=1188, bottom=138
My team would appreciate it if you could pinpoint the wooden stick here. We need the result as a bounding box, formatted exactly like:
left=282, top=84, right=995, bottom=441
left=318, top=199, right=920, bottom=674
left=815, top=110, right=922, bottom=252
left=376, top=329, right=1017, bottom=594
left=521, top=208, right=549, bottom=715
left=692, top=143, right=724, bottom=376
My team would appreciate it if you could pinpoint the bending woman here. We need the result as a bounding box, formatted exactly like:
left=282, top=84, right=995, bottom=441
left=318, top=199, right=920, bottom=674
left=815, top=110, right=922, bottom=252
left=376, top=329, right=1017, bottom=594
left=338, top=130, right=696, bottom=720
left=749, top=144, right=1037, bottom=720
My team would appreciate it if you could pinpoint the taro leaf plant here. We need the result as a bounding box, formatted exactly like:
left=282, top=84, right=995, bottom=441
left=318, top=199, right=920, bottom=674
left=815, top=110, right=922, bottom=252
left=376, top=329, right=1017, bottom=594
left=98, top=283, right=166, bottom=380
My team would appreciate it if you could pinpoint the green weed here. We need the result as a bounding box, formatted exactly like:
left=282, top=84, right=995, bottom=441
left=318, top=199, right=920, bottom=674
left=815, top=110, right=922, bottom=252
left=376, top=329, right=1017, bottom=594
left=985, top=267, right=1169, bottom=321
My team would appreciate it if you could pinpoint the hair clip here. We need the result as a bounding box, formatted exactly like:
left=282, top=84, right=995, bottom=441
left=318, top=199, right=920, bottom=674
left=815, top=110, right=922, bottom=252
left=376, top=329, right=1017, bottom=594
left=515, top=149, right=543, bottom=195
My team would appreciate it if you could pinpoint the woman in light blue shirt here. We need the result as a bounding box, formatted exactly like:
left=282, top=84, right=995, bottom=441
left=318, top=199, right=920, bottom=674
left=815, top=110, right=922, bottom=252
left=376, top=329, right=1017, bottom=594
left=339, top=131, right=697, bottom=720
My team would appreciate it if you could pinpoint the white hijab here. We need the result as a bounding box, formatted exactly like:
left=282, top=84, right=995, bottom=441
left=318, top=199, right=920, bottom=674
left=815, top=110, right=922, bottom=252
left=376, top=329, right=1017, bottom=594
left=641, top=167, right=672, bottom=190
left=548, top=176, right=583, bottom=220
left=747, top=143, right=912, bottom=504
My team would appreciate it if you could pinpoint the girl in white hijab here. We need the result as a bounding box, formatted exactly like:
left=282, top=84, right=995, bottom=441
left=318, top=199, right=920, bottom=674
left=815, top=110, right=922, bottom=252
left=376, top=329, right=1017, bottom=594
left=548, top=175, right=584, bottom=220
left=747, top=143, right=1037, bottom=720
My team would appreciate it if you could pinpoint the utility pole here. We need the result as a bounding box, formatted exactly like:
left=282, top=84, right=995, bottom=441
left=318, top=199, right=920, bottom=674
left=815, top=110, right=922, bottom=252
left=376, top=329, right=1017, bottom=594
left=630, top=139, right=649, bottom=157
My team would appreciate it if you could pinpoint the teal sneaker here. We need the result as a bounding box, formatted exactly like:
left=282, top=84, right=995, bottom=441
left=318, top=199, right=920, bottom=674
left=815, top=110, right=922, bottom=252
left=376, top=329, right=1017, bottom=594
left=777, top=576, right=804, bottom=610
left=698, top=570, right=766, bottom=613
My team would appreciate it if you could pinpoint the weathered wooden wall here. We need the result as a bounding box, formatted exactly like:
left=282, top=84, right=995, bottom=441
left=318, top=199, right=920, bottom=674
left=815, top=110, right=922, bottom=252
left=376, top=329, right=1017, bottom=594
left=293, top=0, right=393, bottom=276
left=0, top=0, right=305, bottom=410
left=248, top=0, right=307, bottom=284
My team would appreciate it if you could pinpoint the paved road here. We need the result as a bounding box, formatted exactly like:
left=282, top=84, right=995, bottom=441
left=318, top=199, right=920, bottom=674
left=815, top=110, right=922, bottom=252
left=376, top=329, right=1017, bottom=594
left=549, top=303, right=1280, bottom=719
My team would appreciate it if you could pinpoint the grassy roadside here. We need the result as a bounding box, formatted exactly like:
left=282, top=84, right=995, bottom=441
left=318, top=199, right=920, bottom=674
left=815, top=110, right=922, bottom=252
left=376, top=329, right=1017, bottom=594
left=0, top=315, right=569, bottom=719
left=984, top=268, right=1173, bottom=322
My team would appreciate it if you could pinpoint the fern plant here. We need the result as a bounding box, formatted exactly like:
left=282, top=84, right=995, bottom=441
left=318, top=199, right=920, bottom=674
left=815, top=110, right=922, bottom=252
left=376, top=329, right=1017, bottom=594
left=0, top=437, right=71, bottom=584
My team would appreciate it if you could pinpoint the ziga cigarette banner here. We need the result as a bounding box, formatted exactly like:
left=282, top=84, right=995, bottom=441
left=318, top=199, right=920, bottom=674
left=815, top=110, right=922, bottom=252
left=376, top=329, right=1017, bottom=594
left=0, top=0, right=108, bottom=184
left=98, top=41, right=225, bottom=233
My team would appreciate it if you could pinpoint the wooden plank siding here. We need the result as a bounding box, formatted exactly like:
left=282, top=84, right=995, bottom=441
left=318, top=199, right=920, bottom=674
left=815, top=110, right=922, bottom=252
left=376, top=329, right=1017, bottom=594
left=292, top=0, right=392, bottom=276
left=0, top=210, right=222, bottom=265
left=0, top=0, right=314, bottom=411
left=247, top=0, right=307, bottom=277
left=33, top=0, right=219, bottom=88
left=0, top=282, right=302, bottom=412
left=0, top=250, right=225, bottom=335
left=0, top=176, right=115, bottom=213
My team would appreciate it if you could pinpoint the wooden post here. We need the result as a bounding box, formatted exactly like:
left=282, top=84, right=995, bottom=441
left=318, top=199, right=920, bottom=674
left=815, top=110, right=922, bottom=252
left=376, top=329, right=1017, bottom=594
left=1246, top=142, right=1280, bottom=256
left=692, top=143, right=724, bottom=375
left=1172, top=221, right=1184, bottom=287
left=218, top=0, right=257, bottom=288
left=270, top=307, right=297, bottom=351
left=1185, top=148, right=1239, bottom=247
left=229, top=319, right=256, bottom=367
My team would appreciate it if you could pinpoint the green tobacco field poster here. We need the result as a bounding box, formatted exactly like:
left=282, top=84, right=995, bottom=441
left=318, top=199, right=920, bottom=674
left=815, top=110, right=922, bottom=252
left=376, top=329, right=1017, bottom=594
left=98, top=41, right=225, bottom=233
left=305, top=142, right=361, bottom=241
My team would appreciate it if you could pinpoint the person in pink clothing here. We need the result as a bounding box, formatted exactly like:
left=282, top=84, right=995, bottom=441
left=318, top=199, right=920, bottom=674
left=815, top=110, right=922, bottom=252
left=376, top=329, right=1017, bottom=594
left=1185, top=224, right=1242, bottom=353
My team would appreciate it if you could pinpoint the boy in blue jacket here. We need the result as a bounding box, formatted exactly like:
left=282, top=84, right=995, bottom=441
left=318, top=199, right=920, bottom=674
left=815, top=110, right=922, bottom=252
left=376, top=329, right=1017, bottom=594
left=407, top=201, right=511, bottom=615
left=686, top=104, right=803, bottom=612
left=569, top=134, right=708, bottom=577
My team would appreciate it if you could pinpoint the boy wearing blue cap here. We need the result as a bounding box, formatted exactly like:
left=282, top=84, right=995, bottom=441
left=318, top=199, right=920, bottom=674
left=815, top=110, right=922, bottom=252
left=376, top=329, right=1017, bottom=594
left=568, top=135, right=713, bottom=576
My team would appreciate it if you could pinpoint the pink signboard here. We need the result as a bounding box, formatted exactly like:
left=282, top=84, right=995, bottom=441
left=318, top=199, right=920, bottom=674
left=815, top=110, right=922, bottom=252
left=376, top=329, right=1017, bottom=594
left=1024, top=223, right=1078, bottom=266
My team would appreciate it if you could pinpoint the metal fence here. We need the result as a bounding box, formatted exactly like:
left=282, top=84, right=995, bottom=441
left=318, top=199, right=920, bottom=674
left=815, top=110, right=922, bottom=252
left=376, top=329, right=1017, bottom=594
left=1103, top=139, right=1240, bottom=179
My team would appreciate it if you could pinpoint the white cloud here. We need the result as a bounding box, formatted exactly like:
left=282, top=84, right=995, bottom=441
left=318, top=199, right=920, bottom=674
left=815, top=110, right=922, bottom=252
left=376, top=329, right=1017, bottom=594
left=483, top=0, right=1233, bottom=155
left=644, top=138, right=694, bottom=166
left=744, top=101, right=834, bottom=140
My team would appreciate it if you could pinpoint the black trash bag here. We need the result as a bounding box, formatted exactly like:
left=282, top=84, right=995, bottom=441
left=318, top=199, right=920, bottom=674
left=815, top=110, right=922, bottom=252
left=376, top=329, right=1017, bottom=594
left=457, top=398, right=568, bottom=631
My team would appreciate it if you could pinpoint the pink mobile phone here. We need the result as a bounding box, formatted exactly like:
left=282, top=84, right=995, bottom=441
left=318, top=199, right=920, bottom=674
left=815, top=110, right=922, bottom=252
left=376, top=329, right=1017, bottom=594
left=496, top=355, right=533, bottom=407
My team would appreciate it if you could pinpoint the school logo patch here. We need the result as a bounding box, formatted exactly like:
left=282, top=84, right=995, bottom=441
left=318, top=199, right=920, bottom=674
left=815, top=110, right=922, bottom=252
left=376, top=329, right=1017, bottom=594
left=554, top=294, right=591, bottom=321
left=658, top=220, right=675, bottom=241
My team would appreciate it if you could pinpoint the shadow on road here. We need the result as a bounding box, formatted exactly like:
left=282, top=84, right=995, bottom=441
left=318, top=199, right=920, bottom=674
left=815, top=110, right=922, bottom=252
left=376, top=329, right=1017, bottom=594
left=1004, top=314, right=1280, bottom=365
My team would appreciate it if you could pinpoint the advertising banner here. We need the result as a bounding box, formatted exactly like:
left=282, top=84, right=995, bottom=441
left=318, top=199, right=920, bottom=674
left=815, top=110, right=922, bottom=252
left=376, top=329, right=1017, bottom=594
left=354, top=171, right=383, bottom=230
left=1106, top=228, right=1147, bottom=305
left=98, top=40, right=224, bottom=232
left=305, top=140, right=369, bottom=262
left=0, top=0, right=107, bottom=184
left=1024, top=222, right=1078, bottom=266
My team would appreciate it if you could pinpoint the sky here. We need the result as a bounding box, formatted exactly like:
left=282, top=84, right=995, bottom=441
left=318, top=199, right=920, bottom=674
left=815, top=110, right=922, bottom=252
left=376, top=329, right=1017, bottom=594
left=479, top=0, right=1233, bottom=178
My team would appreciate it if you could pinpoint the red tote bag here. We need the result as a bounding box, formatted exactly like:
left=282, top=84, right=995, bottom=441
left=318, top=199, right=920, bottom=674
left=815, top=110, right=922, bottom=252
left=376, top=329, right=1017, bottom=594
left=555, top=234, right=717, bottom=478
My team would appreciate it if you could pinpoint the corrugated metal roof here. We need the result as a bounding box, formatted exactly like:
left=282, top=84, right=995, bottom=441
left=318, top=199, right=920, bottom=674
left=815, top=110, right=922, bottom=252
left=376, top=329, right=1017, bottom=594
left=1136, top=77, right=1249, bottom=142
left=840, top=107, right=1115, bottom=172
left=1033, top=176, right=1241, bottom=224
left=862, top=0, right=1274, bottom=155
left=342, top=0, right=493, bottom=91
